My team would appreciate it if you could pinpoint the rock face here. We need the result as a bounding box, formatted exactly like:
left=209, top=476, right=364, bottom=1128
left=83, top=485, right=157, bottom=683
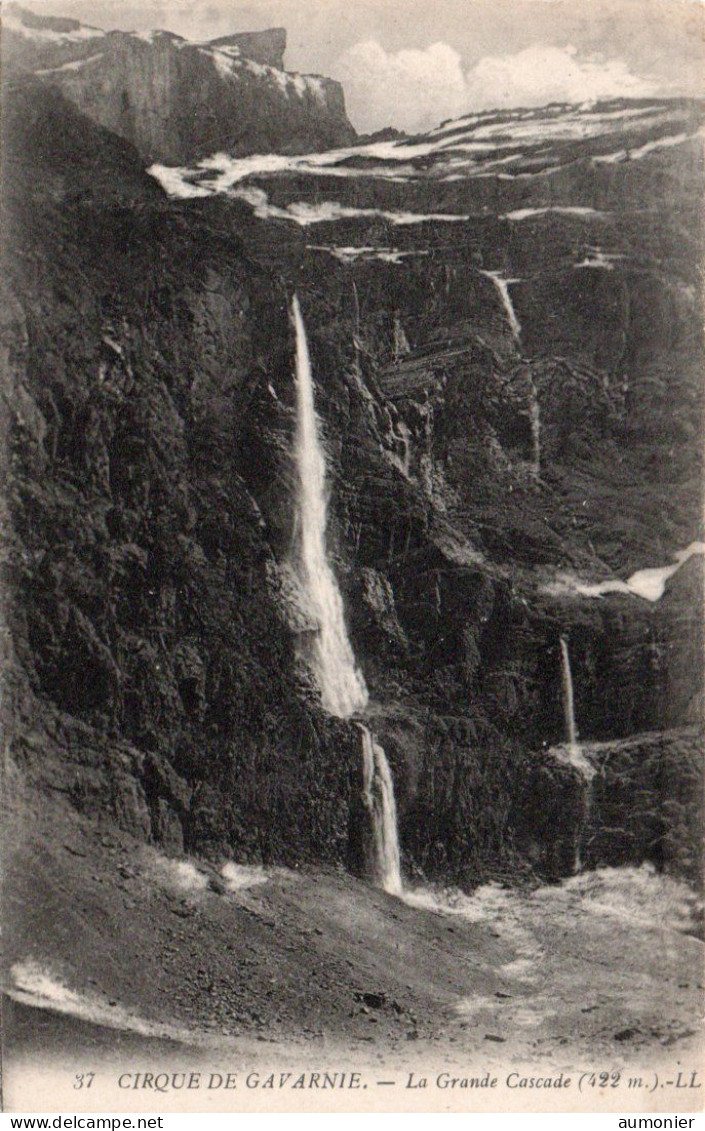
left=2, top=62, right=703, bottom=887
left=1, top=75, right=165, bottom=205
left=209, top=29, right=287, bottom=69
left=518, top=729, right=703, bottom=884
left=2, top=4, right=356, bottom=162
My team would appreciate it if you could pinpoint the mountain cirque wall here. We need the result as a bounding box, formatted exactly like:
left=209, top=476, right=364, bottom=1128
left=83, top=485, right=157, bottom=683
left=1, top=5, right=356, bottom=162
left=1, top=68, right=703, bottom=889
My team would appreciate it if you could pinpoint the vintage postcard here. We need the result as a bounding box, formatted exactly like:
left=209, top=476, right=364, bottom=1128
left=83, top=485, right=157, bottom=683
left=1, top=0, right=703, bottom=1115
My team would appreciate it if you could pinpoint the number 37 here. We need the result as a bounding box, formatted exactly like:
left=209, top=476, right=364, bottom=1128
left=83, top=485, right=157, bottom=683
left=74, top=1073, right=95, bottom=1090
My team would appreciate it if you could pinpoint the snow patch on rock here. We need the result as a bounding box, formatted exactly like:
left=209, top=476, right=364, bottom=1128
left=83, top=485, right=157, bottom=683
left=502, top=206, right=606, bottom=222
left=220, top=862, right=269, bottom=890
left=8, top=960, right=226, bottom=1045
left=36, top=52, right=104, bottom=74
left=593, top=131, right=702, bottom=164
left=151, top=855, right=210, bottom=893
left=307, top=245, right=429, bottom=264
left=544, top=542, right=705, bottom=602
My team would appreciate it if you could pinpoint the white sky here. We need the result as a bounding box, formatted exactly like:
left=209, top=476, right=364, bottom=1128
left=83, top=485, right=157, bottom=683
left=12, top=0, right=705, bottom=132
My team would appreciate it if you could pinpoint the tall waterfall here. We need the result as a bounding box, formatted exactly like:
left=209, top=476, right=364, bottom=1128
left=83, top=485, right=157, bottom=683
left=290, top=296, right=403, bottom=894
left=358, top=724, right=403, bottom=895
left=291, top=294, right=369, bottom=719
left=559, top=637, right=578, bottom=750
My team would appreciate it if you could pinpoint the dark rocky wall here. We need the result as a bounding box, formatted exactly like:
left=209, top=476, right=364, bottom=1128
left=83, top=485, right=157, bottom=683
left=209, top=29, right=288, bottom=69
left=2, top=79, right=702, bottom=888
left=3, top=9, right=356, bottom=162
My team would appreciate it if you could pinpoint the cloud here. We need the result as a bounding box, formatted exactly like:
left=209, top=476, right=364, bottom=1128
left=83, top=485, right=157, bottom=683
left=335, top=40, right=470, bottom=134
left=335, top=39, right=659, bottom=134
left=463, top=43, right=657, bottom=111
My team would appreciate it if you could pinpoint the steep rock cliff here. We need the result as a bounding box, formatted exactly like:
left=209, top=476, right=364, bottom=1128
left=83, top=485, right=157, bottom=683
left=2, top=76, right=702, bottom=887
left=2, top=4, right=356, bottom=161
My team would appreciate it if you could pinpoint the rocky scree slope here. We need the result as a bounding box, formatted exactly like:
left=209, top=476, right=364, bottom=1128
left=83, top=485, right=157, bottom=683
left=1, top=3, right=356, bottom=162
left=1, top=75, right=703, bottom=890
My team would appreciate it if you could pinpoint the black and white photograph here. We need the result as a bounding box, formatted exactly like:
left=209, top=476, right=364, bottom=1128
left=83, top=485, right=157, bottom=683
left=1, top=0, right=703, bottom=1114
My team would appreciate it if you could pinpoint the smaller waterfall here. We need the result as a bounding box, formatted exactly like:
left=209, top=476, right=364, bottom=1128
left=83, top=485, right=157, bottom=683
left=528, top=374, right=541, bottom=477
left=480, top=276, right=542, bottom=475
left=559, top=637, right=594, bottom=874
left=351, top=280, right=363, bottom=370
left=388, top=416, right=412, bottom=477
left=481, top=270, right=522, bottom=342
left=393, top=310, right=411, bottom=361
left=358, top=724, right=403, bottom=895
left=559, top=637, right=578, bottom=751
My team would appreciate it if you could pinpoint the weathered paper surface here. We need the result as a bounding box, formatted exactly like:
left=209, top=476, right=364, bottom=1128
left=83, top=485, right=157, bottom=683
left=2, top=0, right=703, bottom=1114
